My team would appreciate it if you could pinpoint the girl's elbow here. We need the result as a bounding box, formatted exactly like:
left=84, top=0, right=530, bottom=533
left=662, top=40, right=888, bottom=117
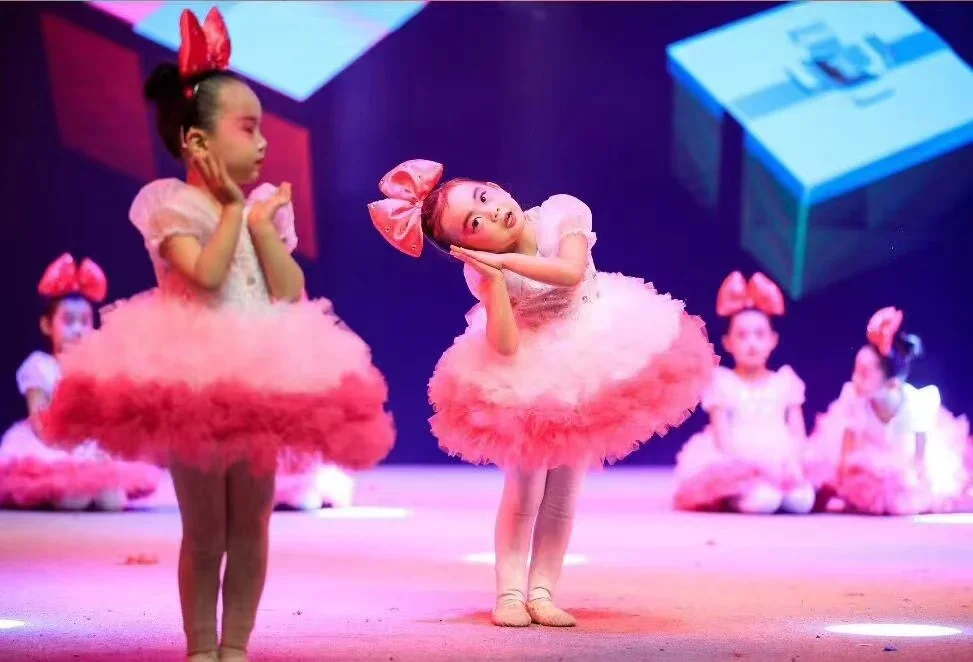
left=497, top=339, right=519, bottom=357
left=192, top=266, right=224, bottom=291
left=563, top=267, right=585, bottom=287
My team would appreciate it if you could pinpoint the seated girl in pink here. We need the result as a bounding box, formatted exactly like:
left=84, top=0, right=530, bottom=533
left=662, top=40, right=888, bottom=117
left=804, top=307, right=972, bottom=515
left=369, top=160, right=716, bottom=628
left=674, top=272, right=814, bottom=514
left=0, top=254, right=160, bottom=510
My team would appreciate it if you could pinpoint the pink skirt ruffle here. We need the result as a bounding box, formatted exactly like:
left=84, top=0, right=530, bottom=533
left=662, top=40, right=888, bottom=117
left=0, top=421, right=161, bottom=509
left=42, top=292, right=394, bottom=474
left=836, top=408, right=973, bottom=516
left=673, top=427, right=807, bottom=511
left=429, top=274, right=716, bottom=470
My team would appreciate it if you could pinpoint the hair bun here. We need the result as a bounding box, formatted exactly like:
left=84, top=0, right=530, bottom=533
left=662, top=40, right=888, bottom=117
left=144, top=62, right=183, bottom=103
left=897, top=333, right=924, bottom=361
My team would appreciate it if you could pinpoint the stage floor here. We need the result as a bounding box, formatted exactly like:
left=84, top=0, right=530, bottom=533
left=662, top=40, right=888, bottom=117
left=1, top=467, right=970, bottom=661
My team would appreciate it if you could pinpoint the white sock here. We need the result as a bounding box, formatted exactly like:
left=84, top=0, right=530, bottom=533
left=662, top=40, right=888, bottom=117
left=780, top=484, right=815, bottom=514
left=734, top=484, right=783, bottom=514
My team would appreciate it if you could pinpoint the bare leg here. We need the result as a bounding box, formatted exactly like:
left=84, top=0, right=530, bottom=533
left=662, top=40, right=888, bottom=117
left=219, top=461, right=275, bottom=655
left=492, top=467, right=546, bottom=626
left=526, top=466, right=584, bottom=626
left=171, top=463, right=227, bottom=656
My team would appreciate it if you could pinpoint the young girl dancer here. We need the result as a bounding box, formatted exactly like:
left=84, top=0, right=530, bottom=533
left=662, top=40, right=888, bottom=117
left=0, top=254, right=160, bottom=510
left=805, top=307, right=972, bottom=515
left=368, top=159, right=715, bottom=627
left=42, top=9, right=394, bottom=661
left=673, top=272, right=815, bottom=514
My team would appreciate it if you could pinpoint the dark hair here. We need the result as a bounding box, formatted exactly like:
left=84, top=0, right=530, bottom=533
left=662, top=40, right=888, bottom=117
left=419, top=178, right=475, bottom=252
left=144, top=63, right=240, bottom=159
left=870, top=333, right=923, bottom=380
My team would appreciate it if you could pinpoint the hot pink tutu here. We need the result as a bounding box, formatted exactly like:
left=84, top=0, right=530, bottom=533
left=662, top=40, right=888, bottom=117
left=428, top=195, right=716, bottom=470
left=42, top=179, right=394, bottom=474
left=0, top=422, right=161, bottom=509
left=673, top=366, right=809, bottom=511
left=42, top=293, right=394, bottom=474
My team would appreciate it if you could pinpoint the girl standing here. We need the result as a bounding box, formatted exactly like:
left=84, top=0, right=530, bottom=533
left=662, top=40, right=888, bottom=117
left=42, top=9, right=394, bottom=661
left=369, top=159, right=715, bottom=627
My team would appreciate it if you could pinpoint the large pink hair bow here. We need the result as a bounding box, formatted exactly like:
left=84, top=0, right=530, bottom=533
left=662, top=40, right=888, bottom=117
left=367, top=159, right=444, bottom=257
left=37, top=253, right=108, bottom=303
left=178, top=8, right=231, bottom=94
left=866, top=306, right=903, bottom=357
left=716, top=271, right=785, bottom=317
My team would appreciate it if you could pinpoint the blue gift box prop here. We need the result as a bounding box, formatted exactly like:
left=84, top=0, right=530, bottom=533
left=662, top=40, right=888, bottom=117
left=667, top=1, right=973, bottom=298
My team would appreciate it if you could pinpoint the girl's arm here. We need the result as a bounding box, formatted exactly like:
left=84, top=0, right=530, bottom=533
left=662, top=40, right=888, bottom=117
left=915, top=432, right=928, bottom=476
left=161, top=203, right=245, bottom=291
left=454, top=253, right=519, bottom=356
left=710, top=407, right=731, bottom=452
left=482, top=276, right=519, bottom=356
left=786, top=405, right=808, bottom=443
left=452, top=233, right=589, bottom=288
left=249, top=224, right=305, bottom=302
left=837, top=426, right=855, bottom=475
left=247, top=183, right=304, bottom=302
left=25, top=389, right=49, bottom=437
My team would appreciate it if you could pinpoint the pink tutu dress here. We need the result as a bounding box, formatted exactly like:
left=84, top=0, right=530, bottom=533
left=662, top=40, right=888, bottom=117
left=274, top=449, right=355, bottom=510
left=1, top=351, right=161, bottom=509
left=42, top=180, right=394, bottom=474
left=673, top=366, right=809, bottom=510
left=428, top=195, right=716, bottom=470
left=806, top=382, right=972, bottom=515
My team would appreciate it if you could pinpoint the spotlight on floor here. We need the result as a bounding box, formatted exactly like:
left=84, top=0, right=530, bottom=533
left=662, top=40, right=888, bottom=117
left=313, top=506, right=411, bottom=520
left=0, top=619, right=26, bottom=630
left=912, top=513, right=973, bottom=525
left=826, top=623, right=962, bottom=638
left=463, top=552, right=588, bottom=566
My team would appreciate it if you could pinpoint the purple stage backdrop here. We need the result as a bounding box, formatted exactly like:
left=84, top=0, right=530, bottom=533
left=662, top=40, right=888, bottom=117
left=0, top=1, right=970, bottom=464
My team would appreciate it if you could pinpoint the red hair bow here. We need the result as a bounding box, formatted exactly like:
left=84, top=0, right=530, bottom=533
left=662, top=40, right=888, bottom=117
left=866, top=307, right=904, bottom=357
left=178, top=7, right=231, bottom=93
left=367, top=159, right=444, bottom=258
left=716, top=271, right=785, bottom=317
left=37, top=253, right=108, bottom=303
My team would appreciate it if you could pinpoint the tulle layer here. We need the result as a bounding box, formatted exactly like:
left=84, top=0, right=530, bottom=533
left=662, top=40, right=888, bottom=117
left=0, top=455, right=161, bottom=509
left=42, top=292, right=394, bottom=473
left=673, top=427, right=807, bottom=511
left=808, top=394, right=972, bottom=514
left=429, top=275, right=716, bottom=470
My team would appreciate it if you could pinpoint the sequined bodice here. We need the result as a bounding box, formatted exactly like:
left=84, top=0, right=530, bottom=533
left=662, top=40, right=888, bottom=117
left=154, top=212, right=273, bottom=311
left=130, top=180, right=290, bottom=312
left=501, top=253, right=599, bottom=328
left=724, top=375, right=792, bottom=429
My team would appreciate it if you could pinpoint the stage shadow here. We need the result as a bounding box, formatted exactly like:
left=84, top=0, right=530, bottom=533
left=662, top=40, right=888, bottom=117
left=433, top=608, right=687, bottom=634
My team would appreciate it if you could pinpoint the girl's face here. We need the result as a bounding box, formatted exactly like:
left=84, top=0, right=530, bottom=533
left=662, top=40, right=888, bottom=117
left=41, top=297, right=94, bottom=354
left=199, top=80, right=267, bottom=184
left=852, top=345, right=885, bottom=397
left=722, top=310, right=778, bottom=372
left=437, top=181, right=526, bottom=252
